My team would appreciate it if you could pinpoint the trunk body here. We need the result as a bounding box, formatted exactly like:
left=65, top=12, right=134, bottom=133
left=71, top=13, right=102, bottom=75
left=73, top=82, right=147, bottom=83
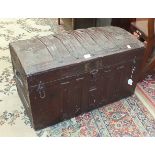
left=9, top=26, right=145, bottom=130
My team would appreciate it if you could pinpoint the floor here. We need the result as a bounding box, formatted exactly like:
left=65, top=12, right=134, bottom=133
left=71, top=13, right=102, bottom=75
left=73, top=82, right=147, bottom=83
left=0, top=19, right=155, bottom=137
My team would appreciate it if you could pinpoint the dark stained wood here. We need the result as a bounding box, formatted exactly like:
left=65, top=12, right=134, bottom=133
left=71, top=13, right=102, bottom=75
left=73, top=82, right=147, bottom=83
left=111, top=18, right=136, bottom=31
left=9, top=26, right=145, bottom=130
left=58, top=18, right=97, bottom=30
left=130, top=18, right=155, bottom=80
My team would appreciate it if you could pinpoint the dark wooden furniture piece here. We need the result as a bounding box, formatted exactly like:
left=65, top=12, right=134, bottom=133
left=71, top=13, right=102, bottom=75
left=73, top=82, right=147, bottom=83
left=58, top=18, right=97, bottom=30
left=9, top=26, right=144, bottom=130
left=111, top=18, right=136, bottom=31
left=130, top=18, right=155, bottom=79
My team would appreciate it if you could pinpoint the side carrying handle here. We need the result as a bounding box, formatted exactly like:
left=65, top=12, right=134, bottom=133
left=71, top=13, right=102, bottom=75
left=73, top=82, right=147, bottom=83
left=15, top=70, right=24, bottom=87
left=37, top=81, right=46, bottom=99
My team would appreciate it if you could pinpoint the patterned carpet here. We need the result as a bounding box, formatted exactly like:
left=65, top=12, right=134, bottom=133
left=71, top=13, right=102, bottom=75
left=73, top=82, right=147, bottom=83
left=137, top=74, right=155, bottom=107
left=0, top=19, right=155, bottom=137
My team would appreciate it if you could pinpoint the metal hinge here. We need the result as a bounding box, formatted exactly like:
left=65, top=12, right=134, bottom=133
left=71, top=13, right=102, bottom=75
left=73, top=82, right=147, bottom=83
left=37, top=81, right=46, bottom=99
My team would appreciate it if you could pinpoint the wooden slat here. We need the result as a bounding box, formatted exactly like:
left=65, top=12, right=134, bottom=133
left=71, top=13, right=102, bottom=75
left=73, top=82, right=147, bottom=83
left=39, top=36, right=69, bottom=63
left=97, top=27, right=144, bottom=50
left=53, top=33, right=88, bottom=59
left=85, top=28, right=117, bottom=51
left=10, top=39, right=54, bottom=74
left=10, top=27, right=145, bottom=75
left=72, top=29, right=102, bottom=55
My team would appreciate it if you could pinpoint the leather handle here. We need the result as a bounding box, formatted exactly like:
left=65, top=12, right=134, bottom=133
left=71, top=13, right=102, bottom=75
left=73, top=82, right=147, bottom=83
left=37, top=81, right=46, bottom=99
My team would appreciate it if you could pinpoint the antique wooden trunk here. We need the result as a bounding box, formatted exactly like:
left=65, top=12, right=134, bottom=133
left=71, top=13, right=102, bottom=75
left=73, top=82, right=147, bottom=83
left=9, top=26, right=145, bottom=130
